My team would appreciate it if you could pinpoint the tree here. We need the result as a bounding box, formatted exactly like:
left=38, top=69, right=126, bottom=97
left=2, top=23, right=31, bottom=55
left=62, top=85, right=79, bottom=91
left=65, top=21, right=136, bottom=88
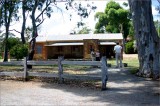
left=7, top=36, right=21, bottom=50
left=10, top=44, right=28, bottom=61
left=0, top=33, right=21, bottom=59
left=20, top=0, right=28, bottom=44
left=94, top=12, right=108, bottom=33
left=0, top=0, right=19, bottom=62
left=0, top=33, right=20, bottom=51
left=27, top=0, right=54, bottom=67
left=128, top=0, right=160, bottom=79
left=94, top=1, right=130, bottom=39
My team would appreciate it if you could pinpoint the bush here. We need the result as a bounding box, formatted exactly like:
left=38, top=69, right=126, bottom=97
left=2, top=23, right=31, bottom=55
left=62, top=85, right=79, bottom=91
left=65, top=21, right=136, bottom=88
left=10, top=44, right=28, bottom=60
left=125, top=41, right=135, bottom=54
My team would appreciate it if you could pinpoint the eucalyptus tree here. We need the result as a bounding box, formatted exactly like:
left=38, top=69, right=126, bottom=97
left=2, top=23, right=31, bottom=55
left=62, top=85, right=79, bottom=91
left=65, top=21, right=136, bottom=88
left=94, top=1, right=130, bottom=39
left=128, top=0, right=160, bottom=79
left=0, top=0, right=19, bottom=62
left=25, top=0, right=54, bottom=65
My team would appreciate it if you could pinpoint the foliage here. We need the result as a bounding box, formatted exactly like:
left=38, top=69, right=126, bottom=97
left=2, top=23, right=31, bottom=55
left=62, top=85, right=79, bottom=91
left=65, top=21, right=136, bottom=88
left=0, top=33, right=19, bottom=52
left=0, top=0, right=20, bottom=62
left=10, top=44, right=28, bottom=60
left=7, top=37, right=21, bottom=50
left=94, top=1, right=130, bottom=39
left=0, top=0, right=19, bottom=27
left=25, top=27, right=33, bottom=42
left=154, top=20, right=160, bottom=37
left=128, top=21, right=134, bottom=39
left=66, top=1, right=97, bottom=28
left=78, top=26, right=91, bottom=34
left=125, top=41, right=135, bottom=54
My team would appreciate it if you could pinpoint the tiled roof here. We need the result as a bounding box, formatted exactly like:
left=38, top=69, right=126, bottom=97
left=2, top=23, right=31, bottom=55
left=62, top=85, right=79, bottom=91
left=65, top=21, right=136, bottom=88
left=36, top=33, right=123, bottom=42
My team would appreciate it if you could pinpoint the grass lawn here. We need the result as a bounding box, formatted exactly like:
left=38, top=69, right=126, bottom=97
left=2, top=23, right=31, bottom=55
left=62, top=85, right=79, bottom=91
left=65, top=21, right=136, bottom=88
left=108, top=56, right=139, bottom=68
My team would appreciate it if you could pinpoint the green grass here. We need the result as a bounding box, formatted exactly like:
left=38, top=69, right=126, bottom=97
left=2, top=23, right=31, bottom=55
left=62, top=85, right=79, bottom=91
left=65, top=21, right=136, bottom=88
left=107, top=58, right=139, bottom=68
left=107, top=55, right=139, bottom=74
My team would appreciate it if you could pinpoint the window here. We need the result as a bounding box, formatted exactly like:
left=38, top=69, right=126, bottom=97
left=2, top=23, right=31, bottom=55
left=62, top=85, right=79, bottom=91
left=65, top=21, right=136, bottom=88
left=36, top=45, right=42, bottom=54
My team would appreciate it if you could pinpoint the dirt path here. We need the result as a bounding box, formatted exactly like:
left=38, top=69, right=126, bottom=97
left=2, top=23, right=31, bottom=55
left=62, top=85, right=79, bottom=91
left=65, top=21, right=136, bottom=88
left=0, top=68, right=159, bottom=106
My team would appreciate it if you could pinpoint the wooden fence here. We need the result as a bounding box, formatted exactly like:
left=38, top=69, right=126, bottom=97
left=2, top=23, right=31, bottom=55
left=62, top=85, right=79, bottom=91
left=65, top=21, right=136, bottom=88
left=0, top=56, right=108, bottom=90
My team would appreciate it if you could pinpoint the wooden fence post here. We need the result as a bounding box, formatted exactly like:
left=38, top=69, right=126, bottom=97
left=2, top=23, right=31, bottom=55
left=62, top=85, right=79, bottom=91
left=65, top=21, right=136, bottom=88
left=23, top=57, right=28, bottom=81
left=58, top=56, right=64, bottom=84
left=101, top=56, right=108, bottom=91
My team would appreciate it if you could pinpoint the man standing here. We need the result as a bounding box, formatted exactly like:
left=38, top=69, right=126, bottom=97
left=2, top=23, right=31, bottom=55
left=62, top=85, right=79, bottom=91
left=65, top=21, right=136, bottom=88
left=114, top=42, right=122, bottom=68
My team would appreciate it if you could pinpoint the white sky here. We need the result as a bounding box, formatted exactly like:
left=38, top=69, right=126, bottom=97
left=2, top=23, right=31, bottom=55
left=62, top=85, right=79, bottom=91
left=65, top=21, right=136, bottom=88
left=1, top=0, right=160, bottom=37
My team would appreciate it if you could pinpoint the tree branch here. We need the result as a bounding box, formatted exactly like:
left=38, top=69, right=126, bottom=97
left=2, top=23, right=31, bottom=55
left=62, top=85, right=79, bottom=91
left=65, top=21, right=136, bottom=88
left=36, top=0, right=52, bottom=21
left=9, top=29, right=21, bottom=34
left=36, top=18, right=45, bottom=27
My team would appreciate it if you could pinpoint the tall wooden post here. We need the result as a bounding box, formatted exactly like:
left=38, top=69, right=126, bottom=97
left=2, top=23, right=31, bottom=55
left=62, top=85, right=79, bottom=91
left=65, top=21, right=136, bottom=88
left=58, top=56, right=64, bottom=84
left=23, top=57, right=28, bottom=81
left=101, top=56, right=108, bottom=91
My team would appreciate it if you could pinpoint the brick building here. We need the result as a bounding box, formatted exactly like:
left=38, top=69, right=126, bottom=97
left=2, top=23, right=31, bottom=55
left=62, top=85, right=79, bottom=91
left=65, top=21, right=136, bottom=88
left=34, top=33, right=123, bottom=60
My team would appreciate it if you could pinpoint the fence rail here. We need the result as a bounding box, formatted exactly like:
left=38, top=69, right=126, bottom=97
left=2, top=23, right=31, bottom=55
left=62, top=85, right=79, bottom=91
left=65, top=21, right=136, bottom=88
left=62, top=61, right=101, bottom=66
left=0, top=61, right=23, bottom=66
left=0, top=56, right=108, bottom=90
left=27, top=61, right=58, bottom=65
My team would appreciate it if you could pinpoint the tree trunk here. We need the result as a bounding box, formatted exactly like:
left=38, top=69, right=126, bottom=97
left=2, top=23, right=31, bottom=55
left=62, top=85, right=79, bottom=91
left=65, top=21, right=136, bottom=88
left=3, top=2, right=13, bottom=62
left=128, top=0, right=160, bottom=79
left=3, top=26, right=9, bottom=62
left=27, top=1, right=38, bottom=68
left=21, top=1, right=26, bottom=44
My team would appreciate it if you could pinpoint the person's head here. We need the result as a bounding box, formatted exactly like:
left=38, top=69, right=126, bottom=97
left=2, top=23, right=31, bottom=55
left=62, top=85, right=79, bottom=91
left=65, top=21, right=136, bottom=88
left=116, top=42, right=119, bottom=45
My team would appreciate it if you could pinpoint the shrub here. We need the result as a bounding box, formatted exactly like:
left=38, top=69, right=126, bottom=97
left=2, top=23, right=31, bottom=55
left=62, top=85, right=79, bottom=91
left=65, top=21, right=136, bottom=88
left=125, top=41, right=134, bottom=54
left=10, top=44, right=28, bottom=60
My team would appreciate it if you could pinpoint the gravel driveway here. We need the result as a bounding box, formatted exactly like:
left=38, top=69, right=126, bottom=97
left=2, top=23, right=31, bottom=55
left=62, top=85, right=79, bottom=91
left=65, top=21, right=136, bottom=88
left=0, top=68, right=160, bottom=106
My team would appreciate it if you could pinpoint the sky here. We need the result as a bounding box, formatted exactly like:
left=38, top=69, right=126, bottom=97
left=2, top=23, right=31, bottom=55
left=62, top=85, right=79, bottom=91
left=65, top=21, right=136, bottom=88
left=1, top=0, right=160, bottom=37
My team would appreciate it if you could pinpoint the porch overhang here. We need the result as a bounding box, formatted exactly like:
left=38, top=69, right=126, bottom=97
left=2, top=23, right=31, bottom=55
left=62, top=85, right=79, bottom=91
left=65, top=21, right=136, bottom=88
left=45, top=42, right=116, bottom=46
left=45, top=42, right=83, bottom=46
